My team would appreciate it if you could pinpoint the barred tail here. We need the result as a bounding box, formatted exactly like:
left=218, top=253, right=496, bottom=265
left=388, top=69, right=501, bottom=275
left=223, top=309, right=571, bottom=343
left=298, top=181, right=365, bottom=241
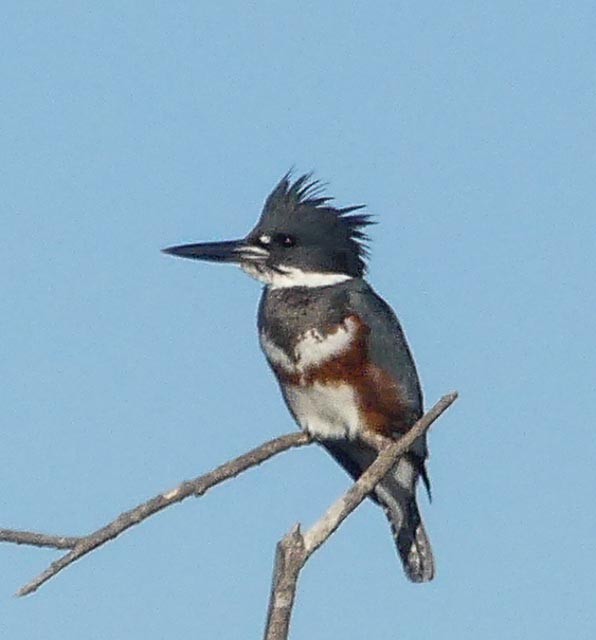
left=374, top=456, right=435, bottom=582
left=321, top=440, right=435, bottom=583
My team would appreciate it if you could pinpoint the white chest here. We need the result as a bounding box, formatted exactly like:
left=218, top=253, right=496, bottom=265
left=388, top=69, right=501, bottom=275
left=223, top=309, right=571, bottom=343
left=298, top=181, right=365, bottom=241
left=260, top=318, right=363, bottom=439
left=259, top=316, right=358, bottom=375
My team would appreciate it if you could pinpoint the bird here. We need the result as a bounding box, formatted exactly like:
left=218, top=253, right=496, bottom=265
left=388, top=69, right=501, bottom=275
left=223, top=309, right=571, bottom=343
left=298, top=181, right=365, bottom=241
left=163, top=173, right=434, bottom=582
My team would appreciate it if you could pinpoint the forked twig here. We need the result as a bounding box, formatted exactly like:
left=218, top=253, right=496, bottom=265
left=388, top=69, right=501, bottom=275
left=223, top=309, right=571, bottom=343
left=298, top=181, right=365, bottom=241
left=264, top=392, right=458, bottom=640
left=1, top=390, right=458, bottom=640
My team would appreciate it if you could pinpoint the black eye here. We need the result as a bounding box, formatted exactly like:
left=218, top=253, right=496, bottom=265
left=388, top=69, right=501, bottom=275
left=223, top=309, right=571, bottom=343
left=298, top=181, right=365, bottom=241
left=274, top=233, right=296, bottom=248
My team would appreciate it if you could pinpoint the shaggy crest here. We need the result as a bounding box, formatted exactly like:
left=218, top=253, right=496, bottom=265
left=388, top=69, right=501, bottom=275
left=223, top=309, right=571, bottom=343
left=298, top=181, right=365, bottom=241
left=261, top=172, right=374, bottom=274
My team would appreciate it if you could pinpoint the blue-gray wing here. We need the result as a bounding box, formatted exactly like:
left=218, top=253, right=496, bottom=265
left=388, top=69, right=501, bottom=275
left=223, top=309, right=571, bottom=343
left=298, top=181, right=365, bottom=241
left=324, top=281, right=433, bottom=581
left=346, top=280, right=423, bottom=421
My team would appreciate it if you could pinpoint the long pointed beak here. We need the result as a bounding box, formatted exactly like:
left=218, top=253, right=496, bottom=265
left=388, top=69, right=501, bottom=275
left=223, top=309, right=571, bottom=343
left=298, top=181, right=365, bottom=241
left=162, top=239, right=268, bottom=264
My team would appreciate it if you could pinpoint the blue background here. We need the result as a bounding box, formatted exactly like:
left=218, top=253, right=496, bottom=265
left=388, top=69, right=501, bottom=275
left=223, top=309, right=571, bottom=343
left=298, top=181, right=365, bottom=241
left=2, top=3, right=595, bottom=638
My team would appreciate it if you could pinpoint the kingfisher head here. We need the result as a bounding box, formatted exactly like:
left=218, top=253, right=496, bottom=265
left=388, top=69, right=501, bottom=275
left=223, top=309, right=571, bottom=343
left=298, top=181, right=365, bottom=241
left=163, top=173, right=373, bottom=288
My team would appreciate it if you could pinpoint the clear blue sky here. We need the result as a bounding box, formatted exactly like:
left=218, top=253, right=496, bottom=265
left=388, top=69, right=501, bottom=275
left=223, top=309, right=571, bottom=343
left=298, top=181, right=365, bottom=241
left=2, top=3, right=595, bottom=639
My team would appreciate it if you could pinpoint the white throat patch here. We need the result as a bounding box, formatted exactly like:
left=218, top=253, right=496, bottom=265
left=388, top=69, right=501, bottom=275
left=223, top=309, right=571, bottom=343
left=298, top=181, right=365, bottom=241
left=241, top=263, right=352, bottom=289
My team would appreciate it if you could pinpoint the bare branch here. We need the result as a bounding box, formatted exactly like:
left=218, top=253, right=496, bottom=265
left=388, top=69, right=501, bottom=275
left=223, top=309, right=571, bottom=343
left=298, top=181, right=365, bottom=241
left=264, top=525, right=305, bottom=640
left=3, top=389, right=457, bottom=640
left=4, top=431, right=311, bottom=597
left=0, top=530, right=79, bottom=550
left=263, top=391, right=458, bottom=640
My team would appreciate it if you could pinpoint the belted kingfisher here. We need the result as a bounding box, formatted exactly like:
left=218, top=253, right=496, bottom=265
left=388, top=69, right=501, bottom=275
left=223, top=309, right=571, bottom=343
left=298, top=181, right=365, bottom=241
left=163, top=173, right=434, bottom=582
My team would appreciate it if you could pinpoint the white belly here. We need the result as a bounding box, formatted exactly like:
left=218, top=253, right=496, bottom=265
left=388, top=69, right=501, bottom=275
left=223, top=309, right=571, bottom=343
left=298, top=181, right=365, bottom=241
left=283, top=381, right=362, bottom=439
